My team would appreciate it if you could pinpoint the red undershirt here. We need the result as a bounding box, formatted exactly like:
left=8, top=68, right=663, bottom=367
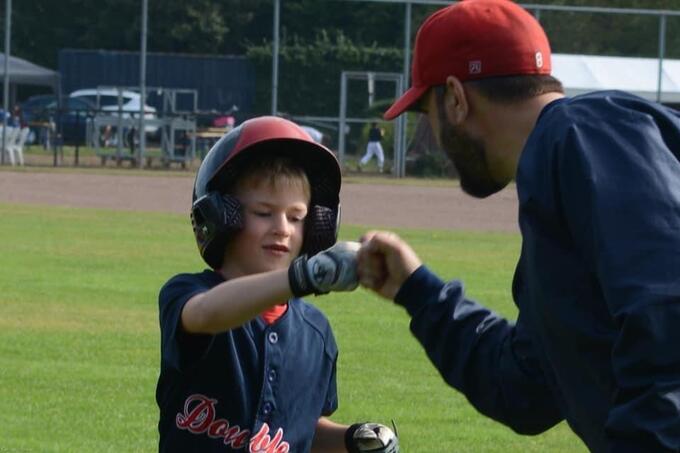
left=215, top=269, right=288, bottom=325
left=260, top=303, right=288, bottom=325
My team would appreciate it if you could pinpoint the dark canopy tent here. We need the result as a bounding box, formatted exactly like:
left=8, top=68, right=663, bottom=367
left=0, top=53, right=60, bottom=105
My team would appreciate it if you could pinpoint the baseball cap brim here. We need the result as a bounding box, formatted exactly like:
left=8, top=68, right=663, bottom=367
left=383, top=85, right=429, bottom=120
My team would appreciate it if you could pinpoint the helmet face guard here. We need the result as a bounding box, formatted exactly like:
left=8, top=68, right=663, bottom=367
left=191, top=116, right=342, bottom=269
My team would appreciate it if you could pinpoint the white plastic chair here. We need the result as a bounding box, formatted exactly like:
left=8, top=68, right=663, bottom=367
left=0, top=126, right=19, bottom=165
left=8, top=127, right=29, bottom=165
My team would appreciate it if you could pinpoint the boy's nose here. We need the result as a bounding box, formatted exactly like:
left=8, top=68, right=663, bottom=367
left=271, top=214, right=292, bottom=236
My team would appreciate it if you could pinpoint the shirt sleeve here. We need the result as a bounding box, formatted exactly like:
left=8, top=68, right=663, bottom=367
left=158, top=274, right=214, bottom=372
left=321, top=355, right=339, bottom=416
left=321, top=326, right=339, bottom=416
left=557, top=115, right=680, bottom=451
left=395, top=266, right=563, bottom=434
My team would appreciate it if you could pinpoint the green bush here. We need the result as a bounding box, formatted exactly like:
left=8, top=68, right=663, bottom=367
left=246, top=31, right=403, bottom=116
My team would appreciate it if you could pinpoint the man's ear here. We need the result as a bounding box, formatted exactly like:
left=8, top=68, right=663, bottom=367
left=443, top=76, right=468, bottom=125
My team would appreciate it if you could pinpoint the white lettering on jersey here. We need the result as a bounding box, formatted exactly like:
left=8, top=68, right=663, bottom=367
left=175, top=394, right=290, bottom=451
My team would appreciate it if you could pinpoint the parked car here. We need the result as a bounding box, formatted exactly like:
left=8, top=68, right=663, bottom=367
left=20, top=94, right=55, bottom=124
left=69, top=88, right=159, bottom=134
left=46, top=97, right=97, bottom=144
left=20, top=94, right=96, bottom=145
left=21, top=94, right=57, bottom=141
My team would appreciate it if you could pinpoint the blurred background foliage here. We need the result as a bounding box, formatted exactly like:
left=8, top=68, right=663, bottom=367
left=5, top=0, right=680, bottom=115
left=3, top=0, right=680, bottom=175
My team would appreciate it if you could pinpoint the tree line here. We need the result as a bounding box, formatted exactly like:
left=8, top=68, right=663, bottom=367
left=3, top=0, right=680, bottom=115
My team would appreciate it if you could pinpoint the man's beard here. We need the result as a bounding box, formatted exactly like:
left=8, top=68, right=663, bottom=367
left=438, top=112, right=508, bottom=198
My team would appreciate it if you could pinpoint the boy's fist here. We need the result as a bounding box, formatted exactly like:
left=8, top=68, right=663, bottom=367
left=288, top=241, right=361, bottom=297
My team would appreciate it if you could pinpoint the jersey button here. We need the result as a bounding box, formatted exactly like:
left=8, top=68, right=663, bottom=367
left=268, top=369, right=277, bottom=382
left=268, top=332, right=278, bottom=344
left=263, top=402, right=273, bottom=415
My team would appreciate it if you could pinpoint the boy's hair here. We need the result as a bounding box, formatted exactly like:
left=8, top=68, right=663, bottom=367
left=225, top=153, right=312, bottom=203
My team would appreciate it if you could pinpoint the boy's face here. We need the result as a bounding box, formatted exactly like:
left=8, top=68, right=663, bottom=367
left=221, top=178, right=309, bottom=278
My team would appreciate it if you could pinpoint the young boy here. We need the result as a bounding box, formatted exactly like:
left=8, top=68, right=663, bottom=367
left=156, top=116, right=399, bottom=452
left=358, top=122, right=385, bottom=173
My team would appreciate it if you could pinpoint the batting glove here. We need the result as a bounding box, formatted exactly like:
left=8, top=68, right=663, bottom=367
left=345, top=422, right=399, bottom=453
left=288, top=241, right=361, bottom=297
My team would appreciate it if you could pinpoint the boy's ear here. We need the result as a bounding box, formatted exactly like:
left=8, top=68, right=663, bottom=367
left=191, top=192, right=244, bottom=269
left=302, top=205, right=339, bottom=256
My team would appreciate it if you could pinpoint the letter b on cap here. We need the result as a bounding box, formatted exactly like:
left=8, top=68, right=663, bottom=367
left=535, top=52, right=544, bottom=69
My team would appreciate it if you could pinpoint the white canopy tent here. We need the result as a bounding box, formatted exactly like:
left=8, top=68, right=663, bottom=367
left=0, top=53, right=60, bottom=107
left=0, top=52, right=60, bottom=101
left=552, top=53, right=680, bottom=103
left=0, top=53, right=59, bottom=89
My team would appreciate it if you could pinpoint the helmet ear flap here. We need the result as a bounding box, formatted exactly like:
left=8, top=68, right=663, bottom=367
left=191, top=192, right=244, bottom=268
left=302, top=204, right=340, bottom=256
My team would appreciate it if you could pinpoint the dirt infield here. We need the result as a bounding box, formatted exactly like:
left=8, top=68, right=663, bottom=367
left=0, top=169, right=519, bottom=232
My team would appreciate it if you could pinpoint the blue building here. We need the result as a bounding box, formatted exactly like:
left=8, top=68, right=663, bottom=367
left=59, top=49, right=255, bottom=114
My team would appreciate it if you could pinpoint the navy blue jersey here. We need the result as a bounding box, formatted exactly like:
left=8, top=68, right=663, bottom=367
left=156, top=270, right=338, bottom=452
left=395, top=91, right=680, bottom=452
left=368, top=127, right=382, bottom=142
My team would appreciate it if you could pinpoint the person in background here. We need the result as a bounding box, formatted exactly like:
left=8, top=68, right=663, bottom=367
left=11, top=105, right=25, bottom=128
left=358, top=121, right=385, bottom=173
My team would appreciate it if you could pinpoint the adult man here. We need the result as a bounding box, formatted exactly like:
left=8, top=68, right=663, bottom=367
left=357, top=0, right=680, bottom=451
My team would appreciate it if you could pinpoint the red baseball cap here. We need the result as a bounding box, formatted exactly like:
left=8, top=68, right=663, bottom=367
left=384, top=0, right=552, bottom=120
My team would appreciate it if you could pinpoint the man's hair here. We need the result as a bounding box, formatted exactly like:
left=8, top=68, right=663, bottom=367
left=464, top=75, right=564, bottom=104
left=226, top=153, right=311, bottom=202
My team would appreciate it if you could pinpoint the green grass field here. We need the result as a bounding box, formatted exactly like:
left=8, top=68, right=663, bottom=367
left=0, top=203, right=586, bottom=452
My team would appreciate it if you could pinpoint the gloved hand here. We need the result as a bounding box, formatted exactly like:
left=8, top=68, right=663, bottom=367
left=288, top=241, right=361, bottom=297
left=345, top=422, right=399, bottom=453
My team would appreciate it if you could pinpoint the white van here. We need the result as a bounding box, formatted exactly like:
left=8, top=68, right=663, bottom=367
left=69, top=88, right=159, bottom=134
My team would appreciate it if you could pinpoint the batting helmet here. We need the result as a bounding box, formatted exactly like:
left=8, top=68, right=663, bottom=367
left=191, top=116, right=342, bottom=269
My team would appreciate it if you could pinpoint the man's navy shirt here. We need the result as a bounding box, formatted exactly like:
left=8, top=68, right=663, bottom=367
left=395, top=91, right=680, bottom=452
left=156, top=270, right=338, bottom=452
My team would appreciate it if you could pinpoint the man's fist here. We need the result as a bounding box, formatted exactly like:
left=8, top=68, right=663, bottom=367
left=288, top=241, right=361, bottom=297
left=357, top=231, right=422, bottom=300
